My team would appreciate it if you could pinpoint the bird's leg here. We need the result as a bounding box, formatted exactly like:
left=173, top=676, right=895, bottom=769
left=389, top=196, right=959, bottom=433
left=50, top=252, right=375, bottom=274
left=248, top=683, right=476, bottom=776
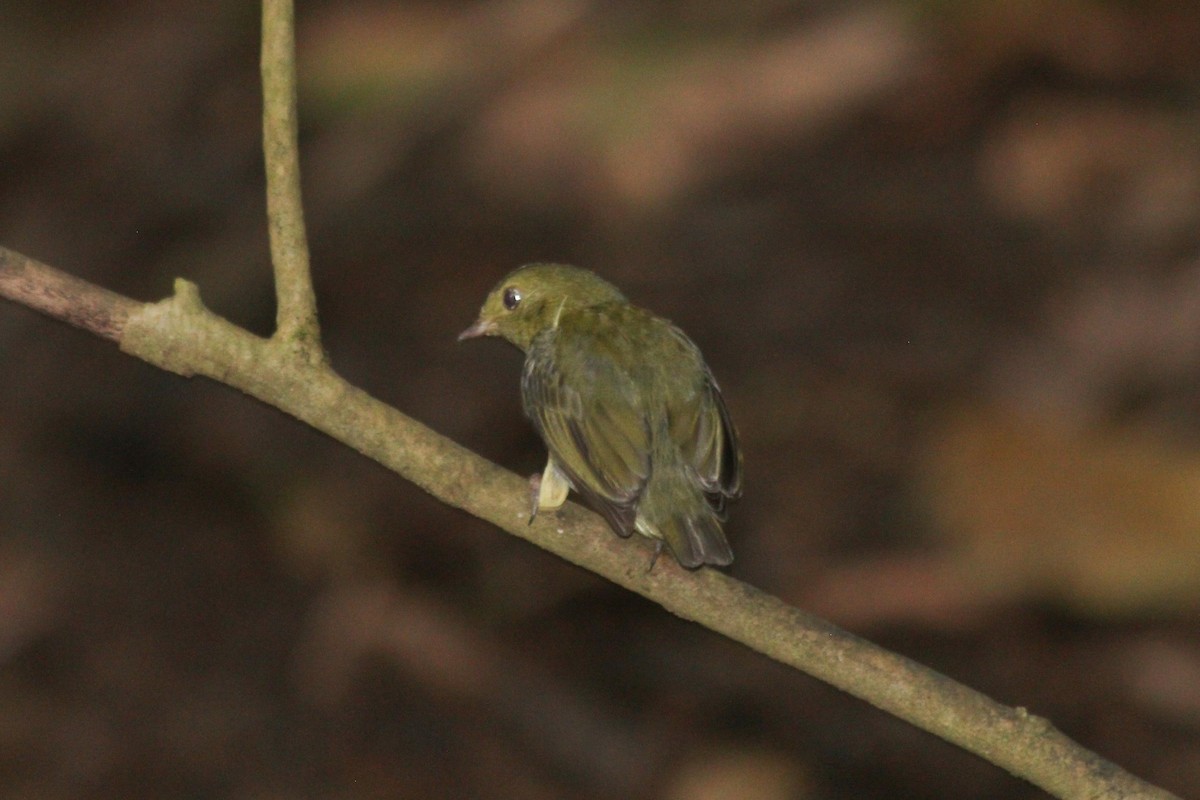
left=528, top=458, right=569, bottom=525
left=526, top=474, right=542, bottom=525
left=646, top=540, right=664, bottom=573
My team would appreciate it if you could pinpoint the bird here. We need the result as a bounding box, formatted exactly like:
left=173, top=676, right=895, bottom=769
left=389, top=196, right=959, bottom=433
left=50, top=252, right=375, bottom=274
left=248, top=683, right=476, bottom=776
left=459, top=263, right=741, bottom=568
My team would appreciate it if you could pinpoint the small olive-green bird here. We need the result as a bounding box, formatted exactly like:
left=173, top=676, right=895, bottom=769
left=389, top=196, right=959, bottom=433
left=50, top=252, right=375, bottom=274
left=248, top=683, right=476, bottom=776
left=459, top=263, right=742, bottom=568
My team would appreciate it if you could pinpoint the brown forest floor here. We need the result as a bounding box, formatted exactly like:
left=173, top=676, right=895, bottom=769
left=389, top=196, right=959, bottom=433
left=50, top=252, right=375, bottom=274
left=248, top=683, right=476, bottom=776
left=2, top=2, right=1200, bottom=798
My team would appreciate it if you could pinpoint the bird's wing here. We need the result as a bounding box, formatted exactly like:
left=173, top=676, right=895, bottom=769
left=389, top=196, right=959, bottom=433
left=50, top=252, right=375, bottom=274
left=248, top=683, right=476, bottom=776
left=664, top=329, right=743, bottom=515
left=522, top=329, right=651, bottom=536
left=694, top=373, right=743, bottom=512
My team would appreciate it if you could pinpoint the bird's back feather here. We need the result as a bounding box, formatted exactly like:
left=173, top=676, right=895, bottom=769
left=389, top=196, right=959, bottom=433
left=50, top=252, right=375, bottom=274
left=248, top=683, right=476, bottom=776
left=521, top=302, right=740, bottom=567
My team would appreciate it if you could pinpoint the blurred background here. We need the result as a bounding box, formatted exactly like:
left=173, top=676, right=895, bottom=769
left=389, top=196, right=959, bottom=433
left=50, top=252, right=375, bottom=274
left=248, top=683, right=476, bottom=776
left=2, top=0, right=1200, bottom=797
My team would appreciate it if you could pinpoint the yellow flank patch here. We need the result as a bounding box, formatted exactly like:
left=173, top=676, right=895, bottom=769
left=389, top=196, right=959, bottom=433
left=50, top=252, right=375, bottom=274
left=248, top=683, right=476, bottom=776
left=538, top=458, right=571, bottom=510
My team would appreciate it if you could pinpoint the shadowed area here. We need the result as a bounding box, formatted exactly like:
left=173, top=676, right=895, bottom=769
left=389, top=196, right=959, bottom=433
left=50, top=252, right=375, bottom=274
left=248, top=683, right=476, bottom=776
left=1, top=1, right=1199, bottom=797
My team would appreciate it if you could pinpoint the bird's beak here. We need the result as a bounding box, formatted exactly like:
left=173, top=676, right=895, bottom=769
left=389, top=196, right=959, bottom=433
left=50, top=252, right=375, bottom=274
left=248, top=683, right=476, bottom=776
left=457, top=318, right=496, bottom=341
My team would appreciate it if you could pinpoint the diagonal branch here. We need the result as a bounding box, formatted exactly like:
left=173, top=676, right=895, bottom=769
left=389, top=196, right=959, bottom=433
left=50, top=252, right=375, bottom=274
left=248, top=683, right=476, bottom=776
left=0, top=245, right=1180, bottom=800
left=0, top=250, right=137, bottom=340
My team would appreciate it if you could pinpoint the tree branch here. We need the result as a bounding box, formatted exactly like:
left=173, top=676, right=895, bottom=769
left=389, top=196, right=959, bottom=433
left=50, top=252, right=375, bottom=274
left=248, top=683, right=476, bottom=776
left=0, top=249, right=137, bottom=340
left=0, top=244, right=1180, bottom=800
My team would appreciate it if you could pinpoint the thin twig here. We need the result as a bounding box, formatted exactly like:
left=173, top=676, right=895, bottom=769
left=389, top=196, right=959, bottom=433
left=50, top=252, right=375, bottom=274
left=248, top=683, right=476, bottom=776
left=261, top=0, right=323, bottom=360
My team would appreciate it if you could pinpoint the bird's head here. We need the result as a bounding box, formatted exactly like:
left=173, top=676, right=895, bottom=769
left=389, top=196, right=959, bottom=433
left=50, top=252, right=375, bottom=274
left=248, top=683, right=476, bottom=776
left=458, top=263, right=627, bottom=351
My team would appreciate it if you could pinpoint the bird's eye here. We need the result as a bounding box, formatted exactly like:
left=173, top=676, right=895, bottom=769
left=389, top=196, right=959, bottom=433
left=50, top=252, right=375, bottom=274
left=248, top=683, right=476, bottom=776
left=502, top=287, right=522, bottom=310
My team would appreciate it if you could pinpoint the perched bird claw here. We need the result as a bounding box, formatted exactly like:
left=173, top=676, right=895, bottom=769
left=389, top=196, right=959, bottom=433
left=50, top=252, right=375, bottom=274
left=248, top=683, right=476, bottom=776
left=647, top=540, right=664, bottom=573
left=527, top=474, right=541, bottom=525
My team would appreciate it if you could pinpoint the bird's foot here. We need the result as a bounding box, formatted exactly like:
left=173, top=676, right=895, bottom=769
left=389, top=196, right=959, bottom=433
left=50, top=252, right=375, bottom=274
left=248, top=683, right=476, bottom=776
left=527, top=473, right=541, bottom=525
left=646, top=540, right=664, bottom=573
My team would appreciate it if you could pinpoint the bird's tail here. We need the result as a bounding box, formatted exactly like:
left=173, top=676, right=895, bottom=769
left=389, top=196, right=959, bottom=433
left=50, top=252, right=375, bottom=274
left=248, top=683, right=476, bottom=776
left=655, top=509, right=734, bottom=568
